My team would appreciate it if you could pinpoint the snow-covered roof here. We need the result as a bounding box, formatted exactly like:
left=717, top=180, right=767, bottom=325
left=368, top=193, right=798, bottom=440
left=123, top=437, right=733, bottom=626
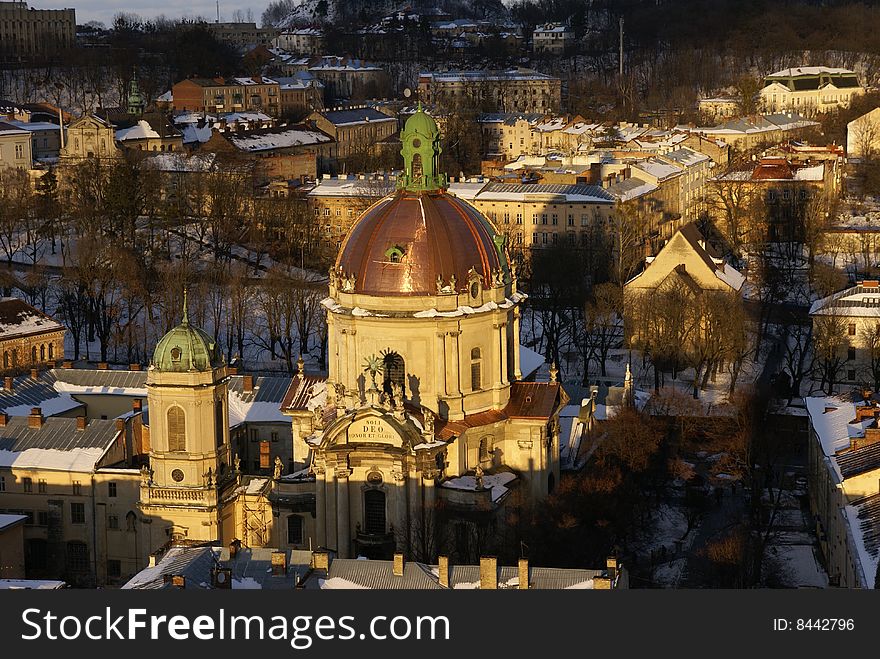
left=115, top=120, right=160, bottom=141
left=844, top=495, right=880, bottom=588
left=227, top=375, right=291, bottom=427
left=307, top=175, right=396, bottom=198
left=225, top=126, right=332, bottom=152
left=631, top=158, right=682, bottom=181
left=767, top=66, right=854, bottom=78
left=0, top=513, right=27, bottom=530
left=0, top=297, right=63, bottom=338
left=421, top=68, right=558, bottom=83
left=0, top=579, right=66, bottom=589
left=606, top=176, right=658, bottom=202
left=0, top=416, right=122, bottom=472
left=440, top=471, right=517, bottom=502
left=810, top=282, right=880, bottom=318
left=472, top=182, right=613, bottom=204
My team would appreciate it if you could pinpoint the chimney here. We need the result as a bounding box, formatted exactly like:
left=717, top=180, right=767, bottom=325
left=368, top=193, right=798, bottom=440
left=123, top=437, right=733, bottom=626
left=129, top=363, right=142, bottom=371
left=243, top=374, right=254, bottom=393
left=30, top=368, right=39, bottom=380
left=76, top=416, right=87, bottom=431
left=97, top=362, right=109, bottom=370
left=133, top=399, right=143, bottom=412
left=163, top=574, right=186, bottom=589
left=438, top=555, right=450, bottom=588
left=593, top=575, right=613, bottom=589
left=606, top=556, right=618, bottom=580
left=312, top=550, right=330, bottom=572
left=28, top=407, right=44, bottom=429
left=61, top=360, right=73, bottom=369
left=479, top=556, right=498, bottom=590
left=271, top=551, right=288, bottom=576
left=0, top=412, right=7, bottom=427
left=518, top=558, right=529, bottom=590
left=4, top=376, right=13, bottom=391
left=393, top=553, right=405, bottom=576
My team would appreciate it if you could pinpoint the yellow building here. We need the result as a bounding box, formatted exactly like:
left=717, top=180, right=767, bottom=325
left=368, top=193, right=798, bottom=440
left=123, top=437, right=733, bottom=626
left=419, top=69, right=561, bottom=114
left=806, top=396, right=880, bottom=588
left=760, top=67, right=864, bottom=117
left=0, top=297, right=64, bottom=374
left=60, top=114, right=119, bottom=160
left=0, top=1, right=75, bottom=59
left=0, top=513, right=26, bottom=578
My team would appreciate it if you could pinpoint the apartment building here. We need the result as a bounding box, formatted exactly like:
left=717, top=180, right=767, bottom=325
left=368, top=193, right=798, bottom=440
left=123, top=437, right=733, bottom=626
left=0, top=1, right=75, bottom=59
left=419, top=69, right=561, bottom=114
left=760, top=66, right=864, bottom=117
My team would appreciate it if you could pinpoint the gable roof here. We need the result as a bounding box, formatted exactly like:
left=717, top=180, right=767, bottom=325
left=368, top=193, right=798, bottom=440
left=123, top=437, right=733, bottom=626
left=0, top=298, right=64, bottom=339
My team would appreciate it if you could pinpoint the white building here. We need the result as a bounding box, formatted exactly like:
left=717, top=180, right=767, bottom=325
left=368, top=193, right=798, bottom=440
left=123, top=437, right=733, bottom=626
left=806, top=394, right=880, bottom=588
left=759, top=67, right=864, bottom=117
left=532, top=23, right=575, bottom=55
left=0, top=121, right=32, bottom=170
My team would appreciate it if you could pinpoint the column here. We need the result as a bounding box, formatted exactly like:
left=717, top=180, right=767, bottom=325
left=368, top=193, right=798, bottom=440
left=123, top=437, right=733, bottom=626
left=336, top=327, right=344, bottom=383
left=314, top=466, right=326, bottom=548
left=447, top=331, right=462, bottom=396
left=436, top=332, right=448, bottom=398
left=407, top=470, right=419, bottom=552
left=348, top=329, right=358, bottom=398
left=423, top=472, right=436, bottom=512
left=336, top=468, right=350, bottom=558
left=492, top=322, right=503, bottom=388
left=499, top=321, right=509, bottom=386
left=325, top=467, right=338, bottom=552
left=513, top=310, right=522, bottom=380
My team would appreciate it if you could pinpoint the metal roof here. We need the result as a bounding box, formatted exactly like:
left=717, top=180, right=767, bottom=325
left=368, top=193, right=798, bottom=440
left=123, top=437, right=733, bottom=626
left=836, top=441, right=880, bottom=479
left=52, top=368, right=147, bottom=390
left=851, top=493, right=880, bottom=565
left=0, top=416, right=120, bottom=452
left=482, top=182, right=614, bottom=200
left=229, top=375, right=293, bottom=404
left=0, top=371, right=70, bottom=412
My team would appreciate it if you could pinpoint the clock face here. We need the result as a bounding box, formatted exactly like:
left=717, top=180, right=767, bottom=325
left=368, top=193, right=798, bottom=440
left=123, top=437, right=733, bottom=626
left=412, top=138, right=421, bottom=148
left=171, top=469, right=185, bottom=483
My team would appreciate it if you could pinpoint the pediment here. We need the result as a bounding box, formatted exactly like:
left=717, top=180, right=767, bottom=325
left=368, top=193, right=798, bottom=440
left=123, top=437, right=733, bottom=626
left=320, top=407, right=420, bottom=450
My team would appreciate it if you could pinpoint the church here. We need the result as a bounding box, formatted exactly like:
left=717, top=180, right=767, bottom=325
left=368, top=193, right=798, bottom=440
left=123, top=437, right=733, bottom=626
left=139, top=107, right=566, bottom=563
left=0, top=108, right=567, bottom=584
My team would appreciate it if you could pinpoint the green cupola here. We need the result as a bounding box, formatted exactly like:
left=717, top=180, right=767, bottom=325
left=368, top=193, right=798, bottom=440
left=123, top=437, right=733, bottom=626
left=127, top=72, right=145, bottom=117
left=151, top=292, right=224, bottom=372
left=399, top=103, right=447, bottom=192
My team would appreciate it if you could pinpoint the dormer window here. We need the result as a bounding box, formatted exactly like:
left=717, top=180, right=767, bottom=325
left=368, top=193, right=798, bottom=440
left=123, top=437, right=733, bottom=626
left=385, top=245, right=405, bottom=263
left=170, top=346, right=182, bottom=361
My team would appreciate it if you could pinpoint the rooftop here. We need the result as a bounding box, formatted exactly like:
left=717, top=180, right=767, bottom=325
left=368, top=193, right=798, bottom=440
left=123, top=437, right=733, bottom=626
left=0, top=298, right=63, bottom=339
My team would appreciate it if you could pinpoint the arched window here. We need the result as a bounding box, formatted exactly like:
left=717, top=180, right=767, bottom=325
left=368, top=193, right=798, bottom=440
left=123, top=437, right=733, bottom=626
left=31, top=346, right=37, bottom=362
left=126, top=511, right=137, bottom=531
left=3, top=351, right=8, bottom=368
left=167, top=406, right=186, bottom=452
left=66, top=541, right=89, bottom=573
left=12, top=349, right=18, bottom=367
left=411, top=152, right=423, bottom=180
left=215, top=400, right=225, bottom=447
left=363, top=489, right=386, bottom=535
left=470, top=347, right=482, bottom=391
left=382, top=351, right=405, bottom=396
left=287, top=514, right=304, bottom=545
left=40, top=344, right=45, bottom=361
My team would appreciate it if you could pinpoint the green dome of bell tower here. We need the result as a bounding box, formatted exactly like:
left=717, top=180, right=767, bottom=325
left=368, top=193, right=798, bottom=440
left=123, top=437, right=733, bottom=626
left=399, top=103, right=447, bottom=192
left=151, top=291, right=224, bottom=372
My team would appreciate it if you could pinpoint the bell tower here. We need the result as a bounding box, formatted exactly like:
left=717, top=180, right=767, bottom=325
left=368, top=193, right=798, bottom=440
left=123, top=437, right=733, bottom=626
left=139, top=294, right=231, bottom=545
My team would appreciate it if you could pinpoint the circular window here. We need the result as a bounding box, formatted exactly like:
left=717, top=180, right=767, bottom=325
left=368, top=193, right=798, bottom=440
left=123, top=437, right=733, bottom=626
left=171, top=469, right=185, bottom=483
left=170, top=347, right=182, bottom=361
left=470, top=282, right=480, bottom=299
left=367, top=470, right=383, bottom=485
left=412, top=138, right=422, bottom=148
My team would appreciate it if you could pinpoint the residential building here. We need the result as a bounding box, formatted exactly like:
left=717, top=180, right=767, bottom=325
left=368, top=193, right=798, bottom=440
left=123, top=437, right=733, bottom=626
left=532, top=23, right=575, bottom=55
left=447, top=180, right=615, bottom=254
left=809, top=281, right=880, bottom=386
left=6, top=120, right=61, bottom=161
left=114, top=115, right=183, bottom=154
left=0, top=514, right=26, bottom=578
left=760, top=66, right=865, bottom=116
left=204, top=21, right=279, bottom=48
left=277, top=74, right=325, bottom=118
left=419, top=69, right=562, bottom=114
left=624, top=223, right=745, bottom=351
left=123, top=546, right=627, bottom=590
left=682, top=113, right=820, bottom=154
left=307, top=107, right=398, bottom=163
left=847, top=107, right=880, bottom=160
left=0, top=121, right=32, bottom=169
left=281, top=56, right=390, bottom=103
left=273, top=28, right=324, bottom=55
left=203, top=124, right=334, bottom=182
left=710, top=156, right=830, bottom=242
left=59, top=114, right=118, bottom=160
left=806, top=394, right=880, bottom=587
left=698, top=96, right=740, bottom=123
left=307, top=173, right=397, bottom=244
left=0, top=298, right=64, bottom=373
left=0, top=1, right=75, bottom=59
left=171, top=77, right=282, bottom=117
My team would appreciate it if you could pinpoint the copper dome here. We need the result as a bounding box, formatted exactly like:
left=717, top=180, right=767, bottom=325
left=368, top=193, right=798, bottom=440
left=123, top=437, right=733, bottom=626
left=336, top=190, right=507, bottom=297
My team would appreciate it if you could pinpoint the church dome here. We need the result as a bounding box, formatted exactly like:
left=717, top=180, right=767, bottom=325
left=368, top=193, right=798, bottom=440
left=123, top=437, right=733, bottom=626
left=336, top=190, right=507, bottom=296
left=334, top=104, right=508, bottom=297
left=152, top=306, right=223, bottom=372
